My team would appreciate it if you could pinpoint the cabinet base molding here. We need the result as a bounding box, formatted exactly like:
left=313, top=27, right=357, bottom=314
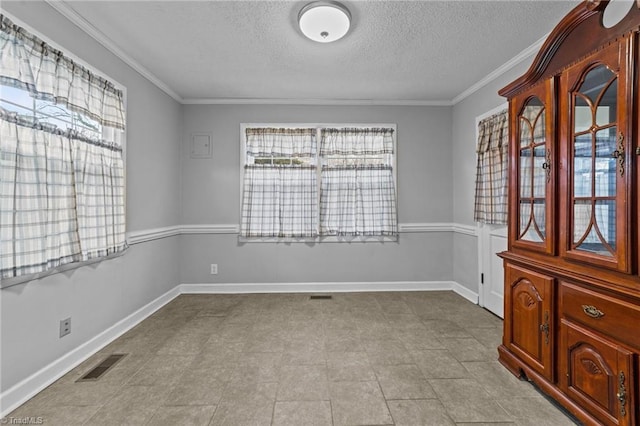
left=498, top=345, right=600, bottom=425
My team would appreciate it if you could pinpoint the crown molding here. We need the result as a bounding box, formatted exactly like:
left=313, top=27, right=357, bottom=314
left=182, top=98, right=453, bottom=106
left=451, top=33, right=547, bottom=105
left=45, top=1, right=547, bottom=107
left=44, top=0, right=183, bottom=103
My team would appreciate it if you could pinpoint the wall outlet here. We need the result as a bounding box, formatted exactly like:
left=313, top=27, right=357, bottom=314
left=210, top=264, right=218, bottom=275
left=60, top=317, right=71, bottom=338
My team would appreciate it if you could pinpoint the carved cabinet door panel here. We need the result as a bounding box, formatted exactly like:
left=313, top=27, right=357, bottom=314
left=504, top=264, right=554, bottom=380
left=560, top=320, right=635, bottom=426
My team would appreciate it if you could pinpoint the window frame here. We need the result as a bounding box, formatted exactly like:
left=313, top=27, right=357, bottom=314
left=239, top=123, right=398, bottom=243
left=0, top=12, right=128, bottom=288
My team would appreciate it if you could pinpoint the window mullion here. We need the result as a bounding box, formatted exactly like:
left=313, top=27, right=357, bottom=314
left=316, top=127, right=322, bottom=237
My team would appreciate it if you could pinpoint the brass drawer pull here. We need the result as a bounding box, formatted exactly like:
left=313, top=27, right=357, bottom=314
left=539, top=311, right=550, bottom=345
left=582, top=305, right=605, bottom=319
left=618, top=372, right=627, bottom=417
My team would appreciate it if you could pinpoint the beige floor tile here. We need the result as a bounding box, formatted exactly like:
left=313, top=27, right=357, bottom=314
left=5, top=404, right=99, bottom=426
left=363, top=339, right=415, bottom=365
left=462, top=361, right=539, bottom=399
left=234, top=352, right=282, bottom=382
left=281, top=349, right=327, bottom=366
left=395, top=329, right=446, bottom=350
left=85, top=385, right=170, bottom=425
left=329, top=381, right=393, bottom=426
left=165, top=365, right=231, bottom=406
left=242, top=333, right=286, bottom=353
left=411, top=350, right=469, bottom=379
left=146, top=405, right=216, bottom=425
left=420, top=319, right=473, bottom=338
left=467, top=326, right=503, bottom=349
left=34, top=382, right=121, bottom=407
left=156, top=331, right=210, bottom=355
left=5, top=292, right=579, bottom=426
left=456, top=423, right=516, bottom=426
left=220, top=381, right=277, bottom=404
left=324, top=332, right=365, bottom=352
left=272, top=401, right=333, bottom=426
left=208, top=400, right=274, bottom=426
left=440, top=337, right=496, bottom=362
left=277, top=365, right=329, bottom=401
left=327, top=351, right=376, bottom=381
left=374, top=364, right=436, bottom=400
left=387, top=399, right=456, bottom=425
left=126, top=354, right=195, bottom=386
left=429, top=378, right=513, bottom=423
left=497, top=396, right=577, bottom=425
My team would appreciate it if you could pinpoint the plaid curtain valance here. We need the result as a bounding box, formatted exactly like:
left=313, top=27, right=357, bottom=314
left=320, top=127, right=394, bottom=156
left=245, top=127, right=316, bottom=157
left=0, top=14, right=126, bottom=130
left=474, top=110, right=509, bottom=225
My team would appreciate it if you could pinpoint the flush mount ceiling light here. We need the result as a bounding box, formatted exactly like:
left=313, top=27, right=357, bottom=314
left=298, top=1, right=351, bottom=43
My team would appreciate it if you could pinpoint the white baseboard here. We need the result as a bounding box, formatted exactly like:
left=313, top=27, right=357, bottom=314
left=179, top=281, right=457, bottom=294
left=0, top=286, right=181, bottom=417
left=451, top=281, right=479, bottom=304
left=1, top=281, right=478, bottom=417
left=180, top=281, right=479, bottom=303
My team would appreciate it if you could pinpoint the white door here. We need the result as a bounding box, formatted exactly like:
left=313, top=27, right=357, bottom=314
left=478, top=223, right=507, bottom=318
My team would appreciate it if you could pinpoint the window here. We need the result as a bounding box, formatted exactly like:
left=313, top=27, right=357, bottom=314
left=240, top=125, right=397, bottom=241
left=0, top=14, right=127, bottom=283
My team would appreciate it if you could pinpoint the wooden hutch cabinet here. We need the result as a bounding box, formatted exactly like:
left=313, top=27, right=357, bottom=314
left=498, top=2, right=640, bottom=425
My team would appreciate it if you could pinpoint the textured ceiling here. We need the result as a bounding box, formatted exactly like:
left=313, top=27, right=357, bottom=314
left=61, top=0, right=578, bottom=103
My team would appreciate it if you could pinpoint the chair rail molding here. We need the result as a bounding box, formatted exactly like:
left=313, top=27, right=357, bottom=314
left=126, top=222, right=477, bottom=245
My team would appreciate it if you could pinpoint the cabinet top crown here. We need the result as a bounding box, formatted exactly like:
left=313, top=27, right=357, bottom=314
left=500, top=0, right=640, bottom=99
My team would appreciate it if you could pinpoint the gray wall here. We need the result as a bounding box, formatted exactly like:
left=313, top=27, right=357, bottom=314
left=179, top=105, right=454, bottom=285
left=1, top=0, right=530, bottom=396
left=451, top=59, right=533, bottom=293
left=1, top=2, right=183, bottom=392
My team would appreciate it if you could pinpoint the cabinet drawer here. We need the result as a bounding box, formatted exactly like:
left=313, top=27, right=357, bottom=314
left=560, top=282, right=640, bottom=350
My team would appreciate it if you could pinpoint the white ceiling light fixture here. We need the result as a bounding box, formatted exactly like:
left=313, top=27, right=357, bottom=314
left=298, top=1, right=351, bottom=43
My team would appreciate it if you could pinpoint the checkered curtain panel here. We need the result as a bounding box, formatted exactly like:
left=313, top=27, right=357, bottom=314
left=0, top=15, right=126, bottom=130
left=0, top=16, right=126, bottom=280
left=0, top=112, right=126, bottom=279
left=240, top=128, right=318, bottom=238
left=473, top=110, right=509, bottom=224
left=320, top=128, right=397, bottom=237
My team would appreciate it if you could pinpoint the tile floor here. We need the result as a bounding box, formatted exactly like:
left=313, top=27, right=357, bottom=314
left=5, top=291, right=578, bottom=425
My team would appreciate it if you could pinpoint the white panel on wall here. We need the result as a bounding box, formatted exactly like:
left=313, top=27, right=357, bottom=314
left=191, top=133, right=212, bottom=158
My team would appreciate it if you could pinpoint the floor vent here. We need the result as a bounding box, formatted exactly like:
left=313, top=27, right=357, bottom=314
left=76, top=354, right=127, bottom=382
left=310, top=295, right=333, bottom=300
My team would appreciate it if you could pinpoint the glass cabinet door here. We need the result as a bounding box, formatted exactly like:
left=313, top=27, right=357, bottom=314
left=560, top=40, right=630, bottom=272
left=511, top=79, right=555, bottom=254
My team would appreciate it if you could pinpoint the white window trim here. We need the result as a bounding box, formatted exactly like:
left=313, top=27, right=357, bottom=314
left=239, top=123, right=398, bottom=243
left=1, top=12, right=128, bottom=288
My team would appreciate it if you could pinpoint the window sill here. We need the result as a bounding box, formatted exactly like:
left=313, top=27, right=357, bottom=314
left=0, top=251, right=126, bottom=289
left=238, top=235, right=399, bottom=244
